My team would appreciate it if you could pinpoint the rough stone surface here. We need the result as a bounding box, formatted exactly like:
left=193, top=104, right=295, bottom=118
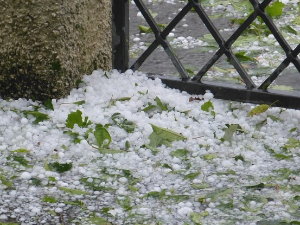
left=0, top=0, right=111, bottom=100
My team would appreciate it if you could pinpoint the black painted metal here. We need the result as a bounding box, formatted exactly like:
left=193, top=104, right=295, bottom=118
left=112, top=0, right=300, bottom=109
left=112, top=0, right=129, bottom=72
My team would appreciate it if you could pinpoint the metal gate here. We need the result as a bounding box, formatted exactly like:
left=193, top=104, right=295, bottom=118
left=112, top=0, right=300, bottom=109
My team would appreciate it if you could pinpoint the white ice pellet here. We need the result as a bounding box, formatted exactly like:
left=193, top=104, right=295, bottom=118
left=177, top=207, right=193, bottom=217
left=55, top=208, right=63, bottom=213
left=20, top=172, right=31, bottom=180
left=31, top=207, right=41, bottom=214
left=118, top=177, right=128, bottom=184
left=21, top=117, right=28, bottom=124
left=204, top=92, right=214, bottom=100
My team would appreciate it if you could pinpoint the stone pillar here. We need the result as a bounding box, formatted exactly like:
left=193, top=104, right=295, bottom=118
left=0, top=0, right=111, bottom=100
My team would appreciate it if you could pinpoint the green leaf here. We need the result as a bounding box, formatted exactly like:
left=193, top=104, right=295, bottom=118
left=0, top=174, right=12, bottom=188
left=191, top=183, right=210, bottom=189
left=98, top=148, right=124, bottom=155
left=165, top=195, right=189, bottom=203
left=205, top=188, right=233, bottom=201
left=47, top=162, right=73, bottom=173
left=58, top=186, right=90, bottom=195
left=267, top=115, right=283, bottom=122
left=201, top=100, right=214, bottom=112
left=125, top=141, right=131, bottom=150
left=234, top=154, right=245, bottom=161
left=191, top=211, right=209, bottom=225
left=42, top=196, right=58, bottom=203
left=222, top=124, right=239, bottom=142
left=66, top=110, right=83, bottom=128
left=11, top=149, right=30, bottom=153
left=248, top=104, right=270, bottom=116
left=155, top=96, right=168, bottom=111
left=244, top=183, right=265, bottom=190
left=161, top=163, right=173, bottom=170
left=266, top=0, right=284, bottom=18
left=87, top=216, right=112, bottom=225
left=143, top=191, right=161, bottom=199
left=30, top=178, right=42, bottom=186
left=248, top=101, right=278, bottom=117
left=94, top=124, right=112, bottom=148
left=80, top=178, right=116, bottom=192
left=203, top=154, right=217, bottom=160
left=6, top=155, right=31, bottom=168
left=64, top=200, right=85, bottom=206
left=234, top=52, right=256, bottom=62
left=42, top=99, right=54, bottom=110
left=117, top=196, right=132, bottom=211
left=144, top=144, right=159, bottom=155
left=149, top=124, right=187, bottom=148
left=184, top=172, right=201, bottom=180
left=282, top=25, right=297, bottom=35
left=139, top=25, right=153, bottom=33
left=111, top=113, right=135, bottom=133
left=142, top=104, right=157, bottom=112
left=24, top=111, right=50, bottom=124
left=73, top=100, right=86, bottom=105
left=170, top=149, right=188, bottom=159
left=128, top=185, right=139, bottom=192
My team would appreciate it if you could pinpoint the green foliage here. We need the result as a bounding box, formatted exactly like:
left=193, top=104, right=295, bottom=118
left=6, top=153, right=32, bottom=168
left=190, top=211, right=209, bottom=225
left=191, top=183, right=210, bottom=189
left=184, top=172, right=201, bottom=180
left=86, top=216, right=112, bottom=225
left=117, top=196, right=132, bottom=211
left=233, top=52, right=256, bottom=62
left=111, top=113, right=135, bottom=133
left=142, top=104, right=157, bottom=112
left=94, top=124, right=112, bottom=148
left=221, top=124, right=242, bottom=142
left=23, top=111, right=50, bottom=124
left=58, top=186, right=90, bottom=195
left=138, top=23, right=167, bottom=33
left=47, top=162, right=73, bottom=173
left=65, top=110, right=92, bottom=128
left=248, top=101, right=278, bottom=117
left=265, top=145, right=293, bottom=160
left=125, top=141, right=131, bottom=150
left=42, top=99, right=54, bottom=110
left=203, top=154, right=217, bottom=160
left=204, top=188, right=233, bottom=201
left=80, top=177, right=116, bottom=192
left=244, top=183, right=265, bottom=190
left=170, top=149, right=189, bottom=159
left=234, top=154, right=245, bottom=162
left=42, top=196, right=58, bottom=203
left=154, top=96, right=168, bottom=111
left=201, top=100, right=215, bottom=117
left=30, top=178, right=42, bottom=186
left=265, top=1, right=284, bottom=18
left=0, top=174, right=12, bottom=188
left=148, top=124, right=187, bottom=148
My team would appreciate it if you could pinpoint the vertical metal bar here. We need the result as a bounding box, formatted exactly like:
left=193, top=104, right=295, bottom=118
left=112, top=0, right=129, bottom=72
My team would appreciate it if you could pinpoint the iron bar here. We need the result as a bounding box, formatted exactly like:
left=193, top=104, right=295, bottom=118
left=112, top=0, right=129, bottom=72
left=112, top=0, right=300, bottom=110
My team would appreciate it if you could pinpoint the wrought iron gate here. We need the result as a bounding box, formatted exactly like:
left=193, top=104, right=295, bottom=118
left=112, top=0, right=300, bottom=109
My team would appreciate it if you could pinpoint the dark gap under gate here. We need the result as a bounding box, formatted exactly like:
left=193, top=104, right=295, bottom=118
left=112, top=0, right=300, bottom=110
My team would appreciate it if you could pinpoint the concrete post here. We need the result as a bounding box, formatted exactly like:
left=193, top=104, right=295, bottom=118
left=0, top=0, right=111, bottom=100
